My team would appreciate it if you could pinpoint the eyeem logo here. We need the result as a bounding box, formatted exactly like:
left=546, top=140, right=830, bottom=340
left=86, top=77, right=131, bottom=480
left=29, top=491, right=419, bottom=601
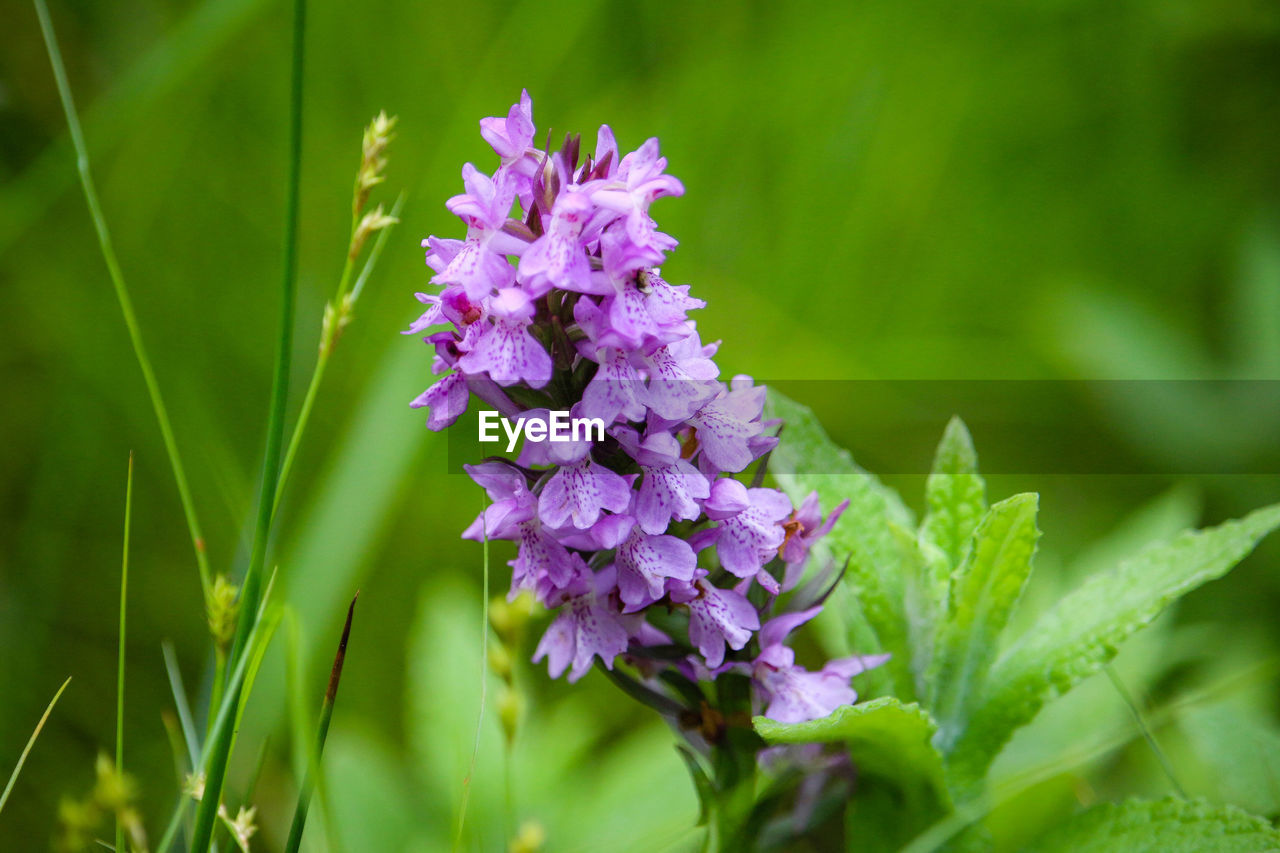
left=478, top=411, right=606, bottom=453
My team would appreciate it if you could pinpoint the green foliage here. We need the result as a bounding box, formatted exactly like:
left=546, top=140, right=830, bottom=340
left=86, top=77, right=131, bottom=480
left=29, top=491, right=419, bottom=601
left=928, top=494, right=1040, bottom=754
left=756, top=392, right=1280, bottom=850
left=1022, top=798, right=1280, bottom=853
left=10, top=0, right=1280, bottom=846
left=921, top=417, right=988, bottom=573
left=950, top=502, right=1280, bottom=791
left=758, top=698, right=952, bottom=853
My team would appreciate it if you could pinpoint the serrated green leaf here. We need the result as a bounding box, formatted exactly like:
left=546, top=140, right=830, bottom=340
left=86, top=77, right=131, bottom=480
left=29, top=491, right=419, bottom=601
left=921, top=417, right=987, bottom=579
left=929, top=494, right=1040, bottom=753
left=890, top=521, right=941, bottom=701
left=949, top=504, right=1280, bottom=792
left=765, top=391, right=914, bottom=697
left=756, top=698, right=952, bottom=852
left=1023, top=797, right=1280, bottom=853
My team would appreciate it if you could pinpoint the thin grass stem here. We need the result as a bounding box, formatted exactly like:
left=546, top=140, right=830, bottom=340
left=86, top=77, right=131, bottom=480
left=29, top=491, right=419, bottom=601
left=0, top=677, right=72, bottom=816
left=116, top=452, right=134, bottom=853
left=272, top=192, right=404, bottom=520
left=1104, top=664, right=1187, bottom=798
left=454, top=499, right=490, bottom=851
left=161, top=642, right=201, bottom=769
left=285, top=593, right=358, bottom=853
left=192, top=0, right=306, bottom=842
left=33, top=0, right=212, bottom=601
left=157, top=573, right=280, bottom=853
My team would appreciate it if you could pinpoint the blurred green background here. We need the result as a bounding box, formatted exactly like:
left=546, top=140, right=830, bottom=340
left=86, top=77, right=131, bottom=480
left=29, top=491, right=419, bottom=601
left=3, top=0, right=1280, bottom=849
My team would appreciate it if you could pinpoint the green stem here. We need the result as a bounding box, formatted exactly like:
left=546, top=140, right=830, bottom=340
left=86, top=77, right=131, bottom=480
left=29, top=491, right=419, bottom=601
left=272, top=348, right=331, bottom=519
left=191, top=0, right=306, bottom=845
left=157, top=574, right=279, bottom=853
left=454, top=498, right=491, bottom=851
left=0, top=677, right=71, bottom=817
left=285, top=593, right=358, bottom=853
left=207, top=648, right=227, bottom=739
left=272, top=191, right=403, bottom=520
left=33, top=0, right=212, bottom=602
left=1105, top=664, right=1187, bottom=799
left=116, top=452, right=133, bottom=853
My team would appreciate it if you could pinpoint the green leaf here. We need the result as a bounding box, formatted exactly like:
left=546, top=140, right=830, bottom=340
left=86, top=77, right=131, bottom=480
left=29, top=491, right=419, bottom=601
left=1023, top=797, right=1280, bottom=853
left=929, top=494, right=1040, bottom=753
left=921, top=417, right=987, bottom=577
left=765, top=391, right=914, bottom=697
left=675, top=746, right=715, bottom=826
left=949, top=503, right=1280, bottom=791
left=756, top=698, right=952, bottom=852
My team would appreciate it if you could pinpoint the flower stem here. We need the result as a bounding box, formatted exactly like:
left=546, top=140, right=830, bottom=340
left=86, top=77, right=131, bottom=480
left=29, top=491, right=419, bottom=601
left=33, top=0, right=212, bottom=602
left=116, top=452, right=133, bottom=853
left=271, top=192, right=403, bottom=520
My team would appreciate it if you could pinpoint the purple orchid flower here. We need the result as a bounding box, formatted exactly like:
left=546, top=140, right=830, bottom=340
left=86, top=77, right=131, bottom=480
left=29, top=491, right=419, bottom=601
left=669, top=575, right=760, bottom=668
left=434, top=164, right=526, bottom=301
left=754, top=608, right=890, bottom=723
left=457, top=288, right=552, bottom=388
left=533, top=563, right=631, bottom=682
left=518, top=188, right=596, bottom=297
left=613, top=519, right=698, bottom=610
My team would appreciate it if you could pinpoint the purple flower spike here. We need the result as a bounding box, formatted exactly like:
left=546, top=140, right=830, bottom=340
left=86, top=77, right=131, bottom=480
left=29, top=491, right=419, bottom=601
left=670, top=577, right=759, bottom=668
left=413, top=91, right=884, bottom=710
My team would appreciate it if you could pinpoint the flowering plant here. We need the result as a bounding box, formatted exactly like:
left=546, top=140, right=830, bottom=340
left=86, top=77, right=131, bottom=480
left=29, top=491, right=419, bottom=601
left=408, top=93, right=1280, bottom=851
left=408, top=91, right=881, bottom=730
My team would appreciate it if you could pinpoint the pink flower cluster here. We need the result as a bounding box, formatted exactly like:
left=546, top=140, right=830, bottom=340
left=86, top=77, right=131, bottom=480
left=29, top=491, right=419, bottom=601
left=407, top=92, right=884, bottom=722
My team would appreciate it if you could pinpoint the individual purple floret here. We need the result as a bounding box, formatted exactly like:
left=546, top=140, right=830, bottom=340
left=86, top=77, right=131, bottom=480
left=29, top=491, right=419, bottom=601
left=407, top=91, right=883, bottom=724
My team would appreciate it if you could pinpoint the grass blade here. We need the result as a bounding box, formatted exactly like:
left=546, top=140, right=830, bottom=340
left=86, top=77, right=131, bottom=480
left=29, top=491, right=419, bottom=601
left=156, top=572, right=281, bottom=853
left=0, top=676, right=72, bottom=816
left=455, top=500, right=490, bottom=851
left=116, top=453, right=134, bottom=853
left=32, top=0, right=212, bottom=600
left=192, top=0, right=306, bottom=841
left=1105, top=664, right=1187, bottom=799
left=161, top=641, right=201, bottom=769
left=272, top=190, right=405, bottom=521
left=285, top=593, right=359, bottom=853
